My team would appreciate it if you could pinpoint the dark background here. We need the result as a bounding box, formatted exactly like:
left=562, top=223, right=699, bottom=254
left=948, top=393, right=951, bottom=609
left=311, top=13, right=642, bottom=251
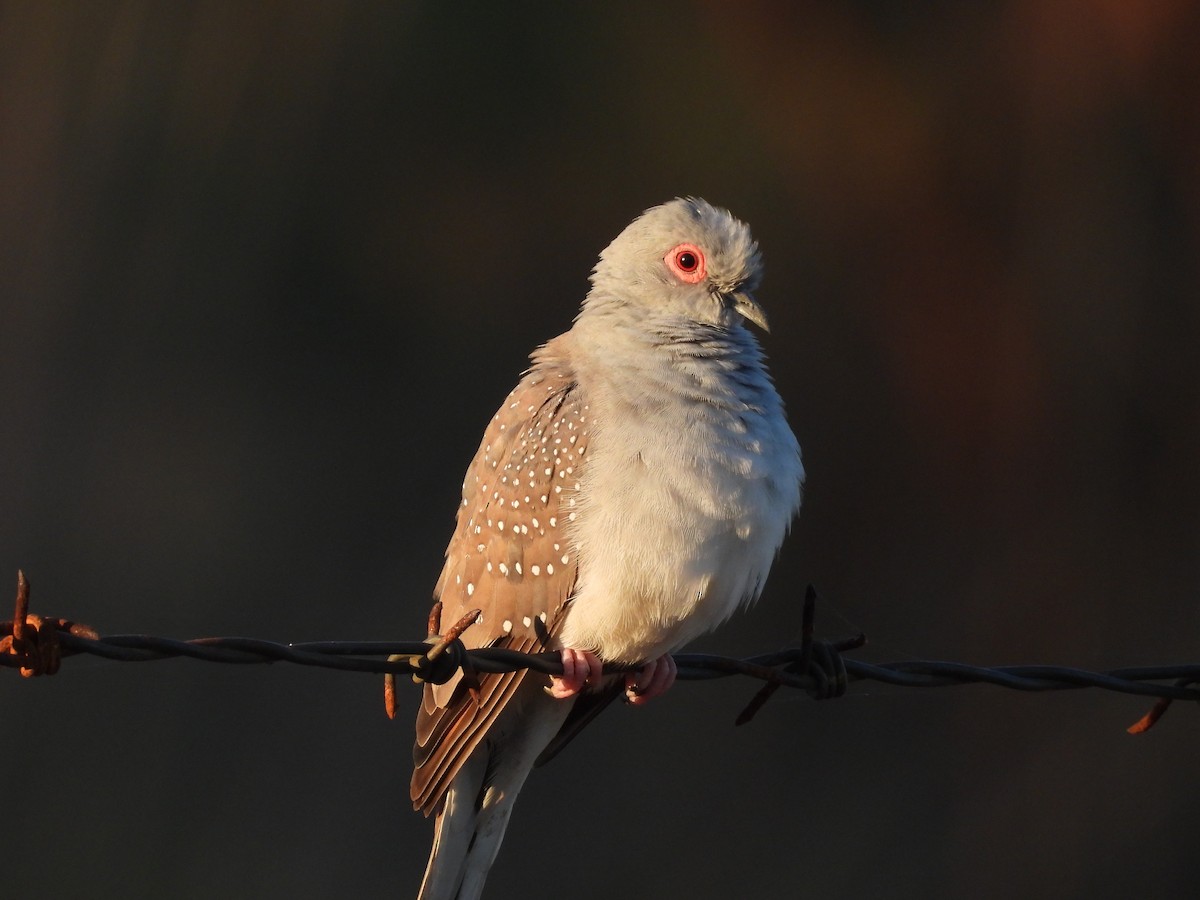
left=3, top=3, right=1198, bottom=898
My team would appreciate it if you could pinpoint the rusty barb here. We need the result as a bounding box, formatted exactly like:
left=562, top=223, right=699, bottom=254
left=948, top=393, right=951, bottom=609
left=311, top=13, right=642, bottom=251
left=3, top=571, right=1199, bottom=734
left=0, top=571, right=99, bottom=677
left=384, top=600, right=484, bottom=720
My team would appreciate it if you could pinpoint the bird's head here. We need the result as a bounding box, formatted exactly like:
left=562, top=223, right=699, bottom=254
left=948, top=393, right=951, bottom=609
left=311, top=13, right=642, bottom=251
left=584, top=197, right=768, bottom=332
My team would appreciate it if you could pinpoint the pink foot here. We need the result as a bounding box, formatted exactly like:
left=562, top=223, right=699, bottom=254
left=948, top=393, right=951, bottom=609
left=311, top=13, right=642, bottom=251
left=625, top=654, right=677, bottom=705
left=548, top=648, right=603, bottom=699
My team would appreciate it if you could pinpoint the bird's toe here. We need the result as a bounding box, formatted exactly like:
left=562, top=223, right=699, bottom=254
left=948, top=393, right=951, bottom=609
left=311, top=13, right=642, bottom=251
left=548, top=648, right=603, bottom=698
left=625, top=653, right=677, bottom=705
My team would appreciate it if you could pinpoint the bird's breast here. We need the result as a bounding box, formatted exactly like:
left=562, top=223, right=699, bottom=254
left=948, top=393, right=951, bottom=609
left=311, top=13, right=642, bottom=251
left=558, top=356, right=802, bottom=663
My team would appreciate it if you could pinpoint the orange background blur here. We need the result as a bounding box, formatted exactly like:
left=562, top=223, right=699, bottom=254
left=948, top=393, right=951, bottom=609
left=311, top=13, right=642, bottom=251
left=3, top=3, right=1198, bottom=898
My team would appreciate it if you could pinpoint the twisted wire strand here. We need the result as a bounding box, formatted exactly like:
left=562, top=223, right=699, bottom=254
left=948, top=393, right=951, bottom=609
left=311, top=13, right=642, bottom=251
left=3, top=572, right=1197, bottom=732
left=3, top=632, right=1194, bottom=701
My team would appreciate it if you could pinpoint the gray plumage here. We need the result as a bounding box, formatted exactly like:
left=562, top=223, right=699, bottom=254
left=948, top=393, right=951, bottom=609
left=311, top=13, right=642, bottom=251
left=413, top=198, right=804, bottom=899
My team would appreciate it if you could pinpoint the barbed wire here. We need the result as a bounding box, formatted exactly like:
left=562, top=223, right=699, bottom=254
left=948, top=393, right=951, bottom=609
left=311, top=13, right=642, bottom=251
left=3, top=571, right=1197, bottom=734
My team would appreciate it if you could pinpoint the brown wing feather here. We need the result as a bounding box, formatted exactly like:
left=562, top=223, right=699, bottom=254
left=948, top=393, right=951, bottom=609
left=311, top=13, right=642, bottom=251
left=412, top=335, right=591, bottom=815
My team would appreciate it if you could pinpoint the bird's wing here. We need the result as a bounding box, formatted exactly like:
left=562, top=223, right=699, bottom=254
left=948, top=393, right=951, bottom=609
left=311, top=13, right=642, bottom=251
left=412, top=340, right=590, bottom=815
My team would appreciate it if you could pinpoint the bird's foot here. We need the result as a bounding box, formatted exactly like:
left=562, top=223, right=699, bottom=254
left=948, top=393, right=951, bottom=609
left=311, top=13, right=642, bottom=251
left=625, top=654, right=677, bottom=705
left=548, top=648, right=604, bottom=699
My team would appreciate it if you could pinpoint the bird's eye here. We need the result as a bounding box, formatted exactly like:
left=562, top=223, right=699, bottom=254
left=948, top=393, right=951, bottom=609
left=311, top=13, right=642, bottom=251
left=665, top=243, right=706, bottom=284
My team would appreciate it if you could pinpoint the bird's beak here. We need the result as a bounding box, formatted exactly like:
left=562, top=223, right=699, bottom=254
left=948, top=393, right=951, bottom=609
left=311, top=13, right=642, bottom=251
left=730, top=291, right=770, bottom=332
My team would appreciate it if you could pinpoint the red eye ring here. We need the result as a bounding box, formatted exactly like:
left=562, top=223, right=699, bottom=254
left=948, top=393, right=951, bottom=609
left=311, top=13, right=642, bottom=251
left=665, top=243, right=706, bottom=284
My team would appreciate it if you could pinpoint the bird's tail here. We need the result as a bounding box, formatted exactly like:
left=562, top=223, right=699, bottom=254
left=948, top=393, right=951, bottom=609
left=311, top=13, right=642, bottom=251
left=416, top=747, right=525, bottom=900
left=416, top=678, right=577, bottom=898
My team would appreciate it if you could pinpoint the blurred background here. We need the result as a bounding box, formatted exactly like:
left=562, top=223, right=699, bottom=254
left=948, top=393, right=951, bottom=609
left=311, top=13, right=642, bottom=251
left=2, top=2, right=1198, bottom=897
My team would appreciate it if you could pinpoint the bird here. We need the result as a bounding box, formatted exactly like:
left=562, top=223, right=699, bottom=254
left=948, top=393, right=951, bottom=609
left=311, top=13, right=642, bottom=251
left=412, top=197, right=804, bottom=899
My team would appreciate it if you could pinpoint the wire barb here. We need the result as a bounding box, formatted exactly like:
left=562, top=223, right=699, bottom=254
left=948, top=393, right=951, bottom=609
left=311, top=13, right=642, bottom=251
left=1, top=571, right=99, bottom=677
left=1126, top=672, right=1200, bottom=734
left=406, top=605, right=485, bottom=707
left=3, top=572, right=1198, bottom=733
left=735, top=584, right=867, bottom=725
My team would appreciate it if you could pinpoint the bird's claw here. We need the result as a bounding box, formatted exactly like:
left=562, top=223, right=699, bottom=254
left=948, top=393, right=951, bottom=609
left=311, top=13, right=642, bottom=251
left=548, top=648, right=604, bottom=699
left=625, top=653, right=677, bottom=705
